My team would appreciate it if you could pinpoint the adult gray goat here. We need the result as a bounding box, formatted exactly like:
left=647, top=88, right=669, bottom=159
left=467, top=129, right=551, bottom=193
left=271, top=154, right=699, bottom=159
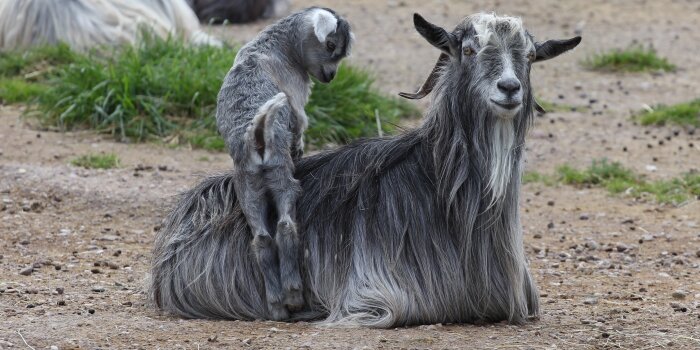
left=150, top=12, right=581, bottom=327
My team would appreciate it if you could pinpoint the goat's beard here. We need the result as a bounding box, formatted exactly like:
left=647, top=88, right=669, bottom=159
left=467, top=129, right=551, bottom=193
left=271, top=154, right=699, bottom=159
left=486, top=117, right=515, bottom=206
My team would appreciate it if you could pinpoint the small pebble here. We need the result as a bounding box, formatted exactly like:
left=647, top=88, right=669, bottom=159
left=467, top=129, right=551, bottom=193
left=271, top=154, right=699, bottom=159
left=579, top=214, right=589, bottom=220
left=672, top=290, right=687, bottom=300
left=19, top=266, right=34, bottom=276
left=91, top=286, right=105, bottom=293
left=585, top=240, right=599, bottom=250
left=583, top=297, right=599, bottom=305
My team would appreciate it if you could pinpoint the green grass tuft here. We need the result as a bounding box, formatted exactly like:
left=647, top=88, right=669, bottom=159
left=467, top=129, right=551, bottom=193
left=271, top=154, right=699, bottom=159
left=71, top=153, right=120, bottom=169
left=307, top=65, right=419, bottom=146
left=637, top=99, right=700, bottom=127
left=585, top=46, right=675, bottom=73
left=0, top=43, right=77, bottom=79
left=555, top=159, right=698, bottom=205
left=35, top=35, right=233, bottom=141
left=522, top=171, right=556, bottom=186
left=0, top=78, right=47, bottom=103
left=2, top=36, right=417, bottom=149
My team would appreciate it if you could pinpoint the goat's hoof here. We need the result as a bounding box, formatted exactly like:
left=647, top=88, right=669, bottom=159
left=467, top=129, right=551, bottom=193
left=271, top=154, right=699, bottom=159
left=268, top=302, right=289, bottom=321
left=284, top=288, right=304, bottom=312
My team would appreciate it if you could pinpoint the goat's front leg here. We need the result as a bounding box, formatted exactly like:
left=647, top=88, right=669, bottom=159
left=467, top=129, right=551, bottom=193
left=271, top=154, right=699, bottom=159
left=234, top=173, right=288, bottom=321
left=265, top=166, right=304, bottom=311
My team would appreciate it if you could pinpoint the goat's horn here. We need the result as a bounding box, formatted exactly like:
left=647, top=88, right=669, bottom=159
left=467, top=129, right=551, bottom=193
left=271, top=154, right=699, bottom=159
left=398, top=53, right=449, bottom=100
left=534, top=99, right=546, bottom=114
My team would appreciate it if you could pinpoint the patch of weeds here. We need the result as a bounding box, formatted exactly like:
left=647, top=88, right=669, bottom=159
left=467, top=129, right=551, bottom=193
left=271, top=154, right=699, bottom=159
left=522, top=171, right=556, bottom=186
left=556, top=159, right=697, bottom=205
left=584, top=46, right=675, bottom=73
left=4, top=37, right=416, bottom=149
left=307, top=64, right=420, bottom=146
left=35, top=34, right=233, bottom=141
left=197, top=156, right=211, bottom=162
left=0, top=43, right=77, bottom=79
left=637, top=99, right=700, bottom=127
left=71, top=153, right=120, bottom=169
left=0, top=78, right=47, bottom=103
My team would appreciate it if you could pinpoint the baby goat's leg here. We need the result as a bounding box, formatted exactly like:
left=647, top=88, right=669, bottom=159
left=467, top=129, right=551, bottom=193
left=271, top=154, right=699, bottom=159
left=265, top=166, right=304, bottom=310
left=233, top=174, right=288, bottom=321
left=252, top=93, right=305, bottom=311
left=237, top=93, right=295, bottom=321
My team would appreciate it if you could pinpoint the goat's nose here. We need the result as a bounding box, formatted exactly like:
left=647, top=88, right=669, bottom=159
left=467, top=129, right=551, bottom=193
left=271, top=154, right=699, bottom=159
left=497, top=78, right=521, bottom=95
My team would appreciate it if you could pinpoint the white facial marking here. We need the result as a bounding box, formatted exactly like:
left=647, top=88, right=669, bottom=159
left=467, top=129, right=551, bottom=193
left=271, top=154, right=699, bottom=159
left=489, top=53, right=523, bottom=118
left=309, top=9, right=338, bottom=43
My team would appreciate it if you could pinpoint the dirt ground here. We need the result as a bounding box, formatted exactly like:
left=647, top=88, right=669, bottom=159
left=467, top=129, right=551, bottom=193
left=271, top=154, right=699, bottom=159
left=2, top=0, right=700, bottom=349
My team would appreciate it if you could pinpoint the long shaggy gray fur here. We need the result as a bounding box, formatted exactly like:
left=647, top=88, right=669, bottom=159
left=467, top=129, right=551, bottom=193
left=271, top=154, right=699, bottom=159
left=214, top=7, right=352, bottom=320
left=150, top=12, right=580, bottom=327
left=0, top=0, right=221, bottom=51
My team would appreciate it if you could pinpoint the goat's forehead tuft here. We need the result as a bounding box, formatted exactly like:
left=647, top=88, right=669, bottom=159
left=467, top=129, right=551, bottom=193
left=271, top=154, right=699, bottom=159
left=462, top=13, right=530, bottom=48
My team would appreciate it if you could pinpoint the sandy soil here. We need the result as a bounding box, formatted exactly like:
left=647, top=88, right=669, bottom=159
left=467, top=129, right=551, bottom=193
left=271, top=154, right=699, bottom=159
left=1, top=0, right=700, bottom=349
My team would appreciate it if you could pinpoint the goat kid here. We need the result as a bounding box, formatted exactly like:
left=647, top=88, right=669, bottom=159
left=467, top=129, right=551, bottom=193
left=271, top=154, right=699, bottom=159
left=151, top=12, right=579, bottom=327
left=214, top=7, right=353, bottom=320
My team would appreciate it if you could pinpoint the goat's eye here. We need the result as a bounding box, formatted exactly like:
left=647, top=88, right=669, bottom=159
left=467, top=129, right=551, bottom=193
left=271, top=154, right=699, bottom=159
left=527, top=51, right=536, bottom=62
left=463, top=47, right=475, bottom=56
left=326, top=41, right=336, bottom=52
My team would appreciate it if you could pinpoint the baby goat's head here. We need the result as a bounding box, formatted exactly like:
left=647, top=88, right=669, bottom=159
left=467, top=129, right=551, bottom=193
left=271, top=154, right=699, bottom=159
left=401, top=13, right=580, bottom=119
left=302, top=8, right=353, bottom=83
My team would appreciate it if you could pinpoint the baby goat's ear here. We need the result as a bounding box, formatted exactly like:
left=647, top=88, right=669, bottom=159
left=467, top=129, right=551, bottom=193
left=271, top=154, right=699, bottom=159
left=535, top=36, right=582, bottom=62
left=310, top=9, right=338, bottom=43
left=413, top=13, right=458, bottom=57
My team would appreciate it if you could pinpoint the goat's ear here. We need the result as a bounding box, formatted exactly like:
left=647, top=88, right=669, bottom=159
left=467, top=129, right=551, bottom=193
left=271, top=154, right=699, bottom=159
left=310, top=9, right=338, bottom=43
left=535, top=36, right=581, bottom=62
left=413, top=13, right=459, bottom=57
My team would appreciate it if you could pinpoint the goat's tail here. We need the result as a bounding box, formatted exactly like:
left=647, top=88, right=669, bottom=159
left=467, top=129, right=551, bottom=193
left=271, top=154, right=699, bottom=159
left=148, top=173, right=270, bottom=320
left=245, top=92, right=288, bottom=160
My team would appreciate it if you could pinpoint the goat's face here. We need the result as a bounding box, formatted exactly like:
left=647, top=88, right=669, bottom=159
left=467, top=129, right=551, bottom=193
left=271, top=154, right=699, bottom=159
left=462, top=14, right=532, bottom=119
left=303, top=8, right=353, bottom=83
left=400, top=13, right=581, bottom=119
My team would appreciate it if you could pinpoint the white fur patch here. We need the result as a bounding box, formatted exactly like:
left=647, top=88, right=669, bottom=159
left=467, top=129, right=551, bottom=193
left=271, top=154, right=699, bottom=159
left=469, top=13, right=529, bottom=49
left=308, top=8, right=338, bottom=43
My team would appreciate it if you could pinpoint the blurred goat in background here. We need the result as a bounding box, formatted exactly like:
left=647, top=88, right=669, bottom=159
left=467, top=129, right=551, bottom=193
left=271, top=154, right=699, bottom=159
left=187, top=0, right=291, bottom=24
left=0, top=0, right=222, bottom=51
